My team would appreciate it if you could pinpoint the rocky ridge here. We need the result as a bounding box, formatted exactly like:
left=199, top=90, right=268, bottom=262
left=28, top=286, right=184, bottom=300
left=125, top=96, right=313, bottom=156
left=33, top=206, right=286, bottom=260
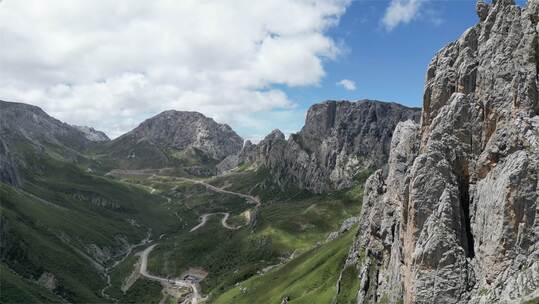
left=0, top=100, right=93, bottom=186
left=339, top=1, right=539, bottom=303
left=220, top=100, right=420, bottom=193
left=73, top=125, right=110, bottom=142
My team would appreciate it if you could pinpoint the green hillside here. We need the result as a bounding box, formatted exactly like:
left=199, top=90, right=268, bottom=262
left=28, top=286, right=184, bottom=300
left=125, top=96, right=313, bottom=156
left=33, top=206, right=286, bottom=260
left=0, top=144, right=187, bottom=302
left=213, top=227, right=357, bottom=304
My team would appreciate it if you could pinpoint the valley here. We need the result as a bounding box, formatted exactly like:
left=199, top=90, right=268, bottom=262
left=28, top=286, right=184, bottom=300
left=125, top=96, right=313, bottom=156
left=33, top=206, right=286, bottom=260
left=101, top=167, right=365, bottom=303
left=1, top=1, right=538, bottom=303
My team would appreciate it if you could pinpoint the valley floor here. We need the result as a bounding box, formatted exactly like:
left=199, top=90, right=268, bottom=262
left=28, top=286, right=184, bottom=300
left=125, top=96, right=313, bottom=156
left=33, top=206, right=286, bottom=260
left=99, top=168, right=364, bottom=303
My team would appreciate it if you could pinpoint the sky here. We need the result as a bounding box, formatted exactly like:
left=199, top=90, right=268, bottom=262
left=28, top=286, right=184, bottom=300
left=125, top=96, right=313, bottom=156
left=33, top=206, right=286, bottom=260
left=0, top=0, right=527, bottom=141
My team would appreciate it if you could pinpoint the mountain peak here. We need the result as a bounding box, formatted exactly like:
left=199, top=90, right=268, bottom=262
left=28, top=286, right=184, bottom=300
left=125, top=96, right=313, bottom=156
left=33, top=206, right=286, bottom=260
left=73, top=125, right=110, bottom=142
left=103, top=110, right=244, bottom=171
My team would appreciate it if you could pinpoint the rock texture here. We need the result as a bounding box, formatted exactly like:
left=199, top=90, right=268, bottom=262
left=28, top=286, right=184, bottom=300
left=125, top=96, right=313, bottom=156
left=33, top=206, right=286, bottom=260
left=340, top=1, right=539, bottom=303
left=253, top=100, right=420, bottom=193
left=105, top=110, right=243, bottom=169
left=217, top=140, right=257, bottom=173
left=73, top=125, right=110, bottom=142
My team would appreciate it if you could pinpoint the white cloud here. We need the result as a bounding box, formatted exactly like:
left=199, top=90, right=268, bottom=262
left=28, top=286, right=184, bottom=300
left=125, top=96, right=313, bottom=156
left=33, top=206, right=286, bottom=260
left=337, top=79, right=356, bottom=91
left=382, top=0, right=424, bottom=31
left=0, top=0, right=350, bottom=138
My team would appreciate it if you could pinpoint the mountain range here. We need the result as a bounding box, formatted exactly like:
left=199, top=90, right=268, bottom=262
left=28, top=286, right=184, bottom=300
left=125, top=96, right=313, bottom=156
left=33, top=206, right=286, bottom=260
left=1, top=1, right=538, bottom=304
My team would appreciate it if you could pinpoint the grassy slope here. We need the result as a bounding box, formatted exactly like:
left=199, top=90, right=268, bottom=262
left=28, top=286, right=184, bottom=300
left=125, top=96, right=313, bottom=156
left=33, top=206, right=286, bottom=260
left=1, top=130, right=365, bottom=303
left=0, top=264, right=62, bottom=304
left=141, top=169, right=363, bottom=299
left=335, top=264, right=361, bottom=304
left=0, top=143, right=186, bottom=302
left=213, top=227, right=357, bottom=304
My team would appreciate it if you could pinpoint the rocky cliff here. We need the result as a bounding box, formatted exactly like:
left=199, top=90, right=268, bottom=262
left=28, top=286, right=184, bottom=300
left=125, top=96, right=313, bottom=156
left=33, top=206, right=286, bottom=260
left=103, top=110, right=244, bottom=170
left=340, top=1, right=539, bottom=303
left=227, top=100, right=420, bottom=193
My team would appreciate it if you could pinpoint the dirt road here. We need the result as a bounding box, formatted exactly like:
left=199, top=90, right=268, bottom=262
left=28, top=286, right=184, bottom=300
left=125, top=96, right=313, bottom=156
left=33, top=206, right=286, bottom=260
left=178, top=177, right=261, bottom=208
left=189, top=212, right=239, bottom=232
left=139, top=244, right=201, bottom=304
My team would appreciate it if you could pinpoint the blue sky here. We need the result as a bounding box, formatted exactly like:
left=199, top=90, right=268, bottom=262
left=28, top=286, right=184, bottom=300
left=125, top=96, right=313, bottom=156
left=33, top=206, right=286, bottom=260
left=269, top=0, right=483, bottom=137
left=0, top=0, right=529, bottom=140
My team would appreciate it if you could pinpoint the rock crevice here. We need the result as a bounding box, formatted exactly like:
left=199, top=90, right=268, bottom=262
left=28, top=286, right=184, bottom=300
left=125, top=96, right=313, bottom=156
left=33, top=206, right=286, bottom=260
left=340, top=1, right=539, bottom=303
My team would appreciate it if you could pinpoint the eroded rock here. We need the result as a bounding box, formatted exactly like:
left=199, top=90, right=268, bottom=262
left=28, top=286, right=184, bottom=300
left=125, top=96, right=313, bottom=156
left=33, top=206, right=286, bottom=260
left=341, top=1, right=539, bottom=303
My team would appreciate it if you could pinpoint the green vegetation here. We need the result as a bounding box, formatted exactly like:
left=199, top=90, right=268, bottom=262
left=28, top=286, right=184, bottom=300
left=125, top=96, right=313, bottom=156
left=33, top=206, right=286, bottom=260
left=0, top=140, right=187, bottom=303
left=132, top=169, right=365, bottom=299
left=114, top=279, right=162, bottom=304
left=0, top=264, right=62, bottom=304
left=1, top=184, right=108, bottom=303
left=335, top=265, right=360, bottom=304
left=148, top=218, right=277, bottom=294
left=213, top=228, right=357, bottom=304
left=105, top=255, right=139, bottom=300
left=1, top=133, right=367, bottom=303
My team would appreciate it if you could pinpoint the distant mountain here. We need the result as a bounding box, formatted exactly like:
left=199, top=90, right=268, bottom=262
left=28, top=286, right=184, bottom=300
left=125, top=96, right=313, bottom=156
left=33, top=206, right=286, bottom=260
left=99, top=110, right=244, bottom=172
left=0, top=100, right=93, bottom=186
left=0, top=100, right=91, bottom=151
left=220, top=100, right=421, bottom=193
left=0, top=100, right=185, bottom=303
left=73, top=125, right=110, bottom=142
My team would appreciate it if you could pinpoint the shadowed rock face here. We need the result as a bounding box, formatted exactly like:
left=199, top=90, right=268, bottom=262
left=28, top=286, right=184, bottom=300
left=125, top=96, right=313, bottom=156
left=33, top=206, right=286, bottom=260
left=341, top=1, right=539, bottom=303
left=250, top=100, right=420, bottom=193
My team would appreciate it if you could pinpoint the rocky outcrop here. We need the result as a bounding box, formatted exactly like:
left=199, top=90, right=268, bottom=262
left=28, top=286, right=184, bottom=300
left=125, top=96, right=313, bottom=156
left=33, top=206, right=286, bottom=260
left=217, top=140, right=257, bottom=173
left=37, top=272, right=57, bottom=291
left=73, top=125, right=110, bottom=142
left=254, top=101, right=420, bottom=193
left=341, top=1, right=539, bottom=303
left=105, top=110, right=244, bottom=170
left=0, top=137, right=21, bottom=187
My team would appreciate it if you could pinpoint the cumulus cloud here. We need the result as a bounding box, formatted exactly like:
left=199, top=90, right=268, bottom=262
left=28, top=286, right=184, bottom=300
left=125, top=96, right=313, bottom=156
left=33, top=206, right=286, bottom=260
left=337, top=79, right=356, bottom=91
left=0, top=0, right=350, bottom=138
left=382, top=0, right=424, bottom=31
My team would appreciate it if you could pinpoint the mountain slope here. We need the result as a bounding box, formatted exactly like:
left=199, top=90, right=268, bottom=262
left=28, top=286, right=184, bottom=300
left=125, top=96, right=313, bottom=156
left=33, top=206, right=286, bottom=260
left=0, top=101, right=188, bottom=303
left=98, top=110, right=244, bottom=173
left=0, top=100, right=95, bottom=186
left=214, top=227, right=357, bottom=304
left=341, top=1, right=539, bottom=303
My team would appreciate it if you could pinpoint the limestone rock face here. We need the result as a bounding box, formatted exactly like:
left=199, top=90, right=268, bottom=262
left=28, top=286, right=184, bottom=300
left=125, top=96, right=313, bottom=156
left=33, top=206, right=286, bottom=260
left=255, top=101, right=420, bottom=193
left=341, top=1, right=539, bottom=303
left=217, top=140, right=257, bottom=173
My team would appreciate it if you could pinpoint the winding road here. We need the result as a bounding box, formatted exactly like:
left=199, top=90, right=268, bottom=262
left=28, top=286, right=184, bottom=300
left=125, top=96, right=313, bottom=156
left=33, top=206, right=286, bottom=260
left=139, top=244, right=202, bottom=304
left=177, top=177, right=261, bottom=232
left=104, top=173, right=262, bottom=303
left=189, top=212, right=239, bottom=232
left=178, top=177, right=261, bottom=208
